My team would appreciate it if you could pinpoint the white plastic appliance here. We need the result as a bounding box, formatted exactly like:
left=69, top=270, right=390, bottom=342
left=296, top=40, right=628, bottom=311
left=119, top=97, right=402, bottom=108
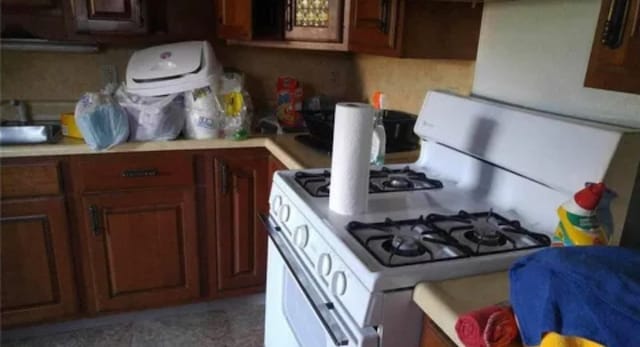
left=263, top=90, right=640, bottom=347
left=125, top=41, right=220, bottom=96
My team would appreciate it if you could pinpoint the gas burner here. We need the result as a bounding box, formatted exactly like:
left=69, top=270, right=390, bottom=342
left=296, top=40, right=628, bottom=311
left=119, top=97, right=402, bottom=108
left=348, top=211, right=550, bottom=267
left=382, top=236, right=427, bottom=257
left=317, top=183, right=330, bottom=195
left=427, top=210, right=551, bottom=255
left=346, top=218, right=468, bottom=267
left=464, top=230, right=507, bottom=247
left=294, top=166, right=444, bottom=197
left=383, top=176, right=414, bottom=189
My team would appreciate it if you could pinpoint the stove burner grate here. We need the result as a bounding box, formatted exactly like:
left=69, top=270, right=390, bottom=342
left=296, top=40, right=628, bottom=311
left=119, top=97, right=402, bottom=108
left=294, top=166, right=444, bottom=197
left=348, top=210, right=551, bottom=267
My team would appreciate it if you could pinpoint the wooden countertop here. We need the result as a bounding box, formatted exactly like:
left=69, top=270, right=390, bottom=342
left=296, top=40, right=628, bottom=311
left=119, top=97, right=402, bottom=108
left=413, top=272, right=513, bottom=346
left=0, top=134, right=420, bottom=170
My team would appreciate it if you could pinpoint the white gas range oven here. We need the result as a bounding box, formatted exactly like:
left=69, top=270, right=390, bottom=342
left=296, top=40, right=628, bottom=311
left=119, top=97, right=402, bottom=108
left=262, top=91, right=640, bottom=347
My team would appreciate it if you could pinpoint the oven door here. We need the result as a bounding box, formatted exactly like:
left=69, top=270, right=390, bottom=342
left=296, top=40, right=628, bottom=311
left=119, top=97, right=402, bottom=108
left=262, top=214, right=378, bottom=347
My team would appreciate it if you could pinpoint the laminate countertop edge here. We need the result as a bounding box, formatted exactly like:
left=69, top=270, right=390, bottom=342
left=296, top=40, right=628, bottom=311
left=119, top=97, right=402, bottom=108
left=0, top=134, right=420, bottom=170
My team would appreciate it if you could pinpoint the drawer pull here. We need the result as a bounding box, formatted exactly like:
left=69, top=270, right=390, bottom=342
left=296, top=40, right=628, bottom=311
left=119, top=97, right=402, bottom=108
left=88, top=205, right=103, bottom=236
left=121, top=168, right=159, bottom=177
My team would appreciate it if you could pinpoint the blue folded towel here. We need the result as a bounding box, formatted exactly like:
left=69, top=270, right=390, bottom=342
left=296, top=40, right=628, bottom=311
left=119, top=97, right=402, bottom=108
left=509, top=246, right=640, bottom=347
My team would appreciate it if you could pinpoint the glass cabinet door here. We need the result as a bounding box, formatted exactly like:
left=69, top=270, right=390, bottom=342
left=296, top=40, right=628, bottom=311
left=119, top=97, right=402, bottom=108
left=285, top=0, right=343, bottom=42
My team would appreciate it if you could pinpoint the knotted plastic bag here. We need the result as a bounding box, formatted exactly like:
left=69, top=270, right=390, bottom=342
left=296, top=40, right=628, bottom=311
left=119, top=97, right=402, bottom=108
left=75, top=91, right=129, bottom=150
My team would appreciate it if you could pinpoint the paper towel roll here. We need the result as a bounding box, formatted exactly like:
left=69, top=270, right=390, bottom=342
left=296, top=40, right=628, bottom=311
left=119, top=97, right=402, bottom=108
left=329, top=103, right=374, bottom=215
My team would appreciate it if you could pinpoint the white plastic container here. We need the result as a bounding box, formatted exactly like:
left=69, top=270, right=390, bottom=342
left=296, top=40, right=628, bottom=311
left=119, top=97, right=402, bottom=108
left=184, top=86, right=221, bottom=139
left=125, top=41, right=221, bottom=96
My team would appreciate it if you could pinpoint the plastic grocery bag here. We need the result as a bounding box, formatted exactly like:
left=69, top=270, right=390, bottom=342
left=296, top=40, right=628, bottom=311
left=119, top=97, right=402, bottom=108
left=219, top=72, right=252, bottom=140
left=115, top=86, right=185, bottom=142
left=75, top=92, right=129, bottom=150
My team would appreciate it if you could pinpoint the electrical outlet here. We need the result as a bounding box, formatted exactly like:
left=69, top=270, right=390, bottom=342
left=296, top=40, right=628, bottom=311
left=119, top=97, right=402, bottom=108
left=101, top=64, right=118, bottom=86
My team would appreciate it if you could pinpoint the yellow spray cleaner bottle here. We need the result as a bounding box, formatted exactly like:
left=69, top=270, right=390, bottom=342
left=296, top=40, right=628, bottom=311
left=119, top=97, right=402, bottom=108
left=553, top=183, right=608, bottom=246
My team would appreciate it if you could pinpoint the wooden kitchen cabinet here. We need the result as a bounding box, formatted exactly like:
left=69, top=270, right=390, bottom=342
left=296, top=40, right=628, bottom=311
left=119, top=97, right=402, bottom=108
left=217, top=0, right=481, bottom=58
left=73, top=0, right=148, bottom=34
left=0, top=148, right=275, bottom=328
left=80, top=188, right=200, bottom=313
left=268, top=155, right=287, bottom=191
left=349, top=0, right=404, bottom=56
left=285, top=0, right=344, bottom=42
left=1, top=0, right=69, bottom=40
left=350, top=0, right=482, bottom=58
left=0, top=197, right=78, bottom=327
left=420, top=315, right=457, bottom=347
left=218, top=0, right=350, bottom=51
left=213, top=150, right=269, bottom=292
left=216, top=0, right=252, bottom=40
left=585, top=0, right=640, bottom=94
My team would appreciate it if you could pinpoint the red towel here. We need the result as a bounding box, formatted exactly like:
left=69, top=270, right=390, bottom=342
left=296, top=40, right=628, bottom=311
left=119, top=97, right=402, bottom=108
left=455, top=305, right=519, bottom=347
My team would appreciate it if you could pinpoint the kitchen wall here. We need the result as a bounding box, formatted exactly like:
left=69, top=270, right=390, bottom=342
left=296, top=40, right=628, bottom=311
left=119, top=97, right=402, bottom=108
left=1, top=45, right=475, bottom=117
left=473, top=0, right=640, bottom=128
left=0, top=44, right=357, bottom=111
left=353, top=55, right=475, bottom=114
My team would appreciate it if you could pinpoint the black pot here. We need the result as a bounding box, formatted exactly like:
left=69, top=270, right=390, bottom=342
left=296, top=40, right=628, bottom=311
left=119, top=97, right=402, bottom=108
left=299, top=109, right=419, bottom=153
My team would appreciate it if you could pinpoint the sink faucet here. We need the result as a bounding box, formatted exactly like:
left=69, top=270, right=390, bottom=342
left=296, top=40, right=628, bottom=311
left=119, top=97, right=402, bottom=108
left=9, top=100, right=30, bottom=125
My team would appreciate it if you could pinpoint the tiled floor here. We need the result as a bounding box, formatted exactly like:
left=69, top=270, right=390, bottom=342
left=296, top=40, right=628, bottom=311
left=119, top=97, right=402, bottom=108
left=2, top=295, right=265, bottom=347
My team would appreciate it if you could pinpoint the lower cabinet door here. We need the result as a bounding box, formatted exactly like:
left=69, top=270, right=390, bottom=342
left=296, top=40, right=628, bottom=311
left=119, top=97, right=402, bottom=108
left=82, top=188, right=199, bottom=312
left=215, top=154, right=269, bottom=291
left=1, top=197, right=78, bottom=326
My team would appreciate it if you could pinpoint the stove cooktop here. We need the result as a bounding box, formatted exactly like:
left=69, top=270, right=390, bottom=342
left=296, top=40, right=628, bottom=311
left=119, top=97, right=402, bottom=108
left=347, top=210, right=551, bottom=267
left=294, top=166, right=444, bottom=197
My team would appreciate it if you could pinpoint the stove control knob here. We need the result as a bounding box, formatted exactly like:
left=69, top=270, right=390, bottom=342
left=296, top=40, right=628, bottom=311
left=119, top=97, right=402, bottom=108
left=331, top=271, right=347, bottom=297
left=271, top=195, right=282, bottom=214
left=279, top=204, right=290, bottom=223
left=294, top=225, right=309, bottom=248
left=317, top=253, right=332, bottom=277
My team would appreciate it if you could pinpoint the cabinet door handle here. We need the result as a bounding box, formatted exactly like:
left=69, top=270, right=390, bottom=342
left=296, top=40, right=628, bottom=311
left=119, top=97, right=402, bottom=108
left=122, top=168, right=158, bottom=177
left=88, top=205, right=102, bottom=236
left=380, top=0, right=390, bottom=34
left=601, top=0, right=630, bottom=48
left=286, top=0, right=294, bottom=32
left=220, top=162, right=229, bottom=194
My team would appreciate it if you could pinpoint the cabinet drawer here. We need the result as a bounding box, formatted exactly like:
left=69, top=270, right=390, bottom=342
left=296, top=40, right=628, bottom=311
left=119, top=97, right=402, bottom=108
left=1, top=162, right=61, bottom=199
left=73, top=152, right=194, bottom=192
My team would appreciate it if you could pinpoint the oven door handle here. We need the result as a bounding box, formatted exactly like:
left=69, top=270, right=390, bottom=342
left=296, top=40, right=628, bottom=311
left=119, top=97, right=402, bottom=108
left=260, top=213, right=350, bottom=346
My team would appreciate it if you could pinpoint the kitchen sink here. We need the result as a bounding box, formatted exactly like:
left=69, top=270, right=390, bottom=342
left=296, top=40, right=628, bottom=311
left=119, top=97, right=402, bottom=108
left=0, top=121, right=63, bottom=145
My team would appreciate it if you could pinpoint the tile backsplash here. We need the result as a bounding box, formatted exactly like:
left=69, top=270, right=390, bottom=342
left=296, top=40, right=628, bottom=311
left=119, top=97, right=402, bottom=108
left=1, top=43, right=474, bottom=116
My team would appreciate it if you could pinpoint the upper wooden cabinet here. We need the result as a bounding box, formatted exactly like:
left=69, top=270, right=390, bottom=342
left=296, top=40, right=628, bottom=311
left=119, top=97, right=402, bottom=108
left=349, top=0, right=404, bottom=56
left=215, top=0, right=482, bottom=58
left=285, top=0, right=344, bottom=42
left=216, top=0, right=252, bottom=40
left=1, top=0, right=216, bottom=43
left=0, top=0, right=69, bottom=40
left=585, top=0, right=640, bottom=95
left=73, top=0, right=148, bottom=34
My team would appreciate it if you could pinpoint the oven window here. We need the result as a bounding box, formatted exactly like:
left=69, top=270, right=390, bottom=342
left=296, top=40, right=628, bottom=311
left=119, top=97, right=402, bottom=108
left=283, top=269, right=328, bottom=347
